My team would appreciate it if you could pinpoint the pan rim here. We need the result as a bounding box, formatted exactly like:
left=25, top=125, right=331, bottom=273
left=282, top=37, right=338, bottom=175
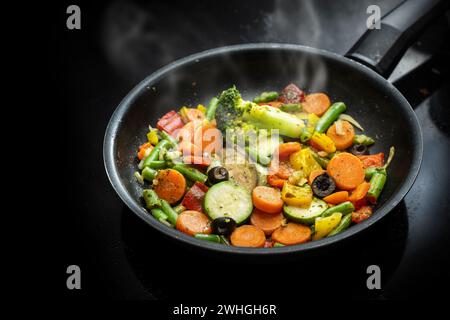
left=103, top=43, right=423, bottom=256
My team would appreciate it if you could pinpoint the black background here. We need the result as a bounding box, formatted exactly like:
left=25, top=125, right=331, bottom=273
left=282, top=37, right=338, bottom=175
left=53, top=0, right=450, bottom=302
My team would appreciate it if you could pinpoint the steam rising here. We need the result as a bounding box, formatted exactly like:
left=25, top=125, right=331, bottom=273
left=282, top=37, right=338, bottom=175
left=263, top=0, right=328, bottom=91
left=101, top=0, right=329, bottom=90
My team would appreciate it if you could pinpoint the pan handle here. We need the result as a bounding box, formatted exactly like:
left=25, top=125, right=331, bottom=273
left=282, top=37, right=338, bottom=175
left=345, top=0, right=449, bottom=78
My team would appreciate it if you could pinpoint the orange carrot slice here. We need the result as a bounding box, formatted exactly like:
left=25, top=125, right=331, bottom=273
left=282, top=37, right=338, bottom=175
left=302, top=93, right=331, bottom=116
left=276, top=142, right=302, bottom=160
left=176, top=210, right=211, bottom=235
left=271, top=222, right=311, bottom=245
left=323, top=191, right=349, bottom=205
left=154, top=169, right=187, bottom=204
left=327, top=152, right=365, bottom=190
left=230, top=225, right=266, bottom=247
left=309, top=169, right=326, bottom=185
left=250, top=209, right=284, bottom=236
left=252, top=186, right=284, bottom=214
left=326, top=120, right=355, bottom=150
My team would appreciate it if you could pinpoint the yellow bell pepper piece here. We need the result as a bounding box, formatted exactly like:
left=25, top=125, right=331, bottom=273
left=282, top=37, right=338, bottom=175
left=197, top=104, right=206, bottom=114
left=307, top=113, right=320, bottom=127
left=287, top=170, right=307, bottom=186
left=147, top=130, right=159, bottom=145
left=289, top=148, right=322, bottom=177
left=310, top=132, right=336, bottom=153
left=313, top=212, right=342, bottom=240
left=281, top=183, right=313, bottom=206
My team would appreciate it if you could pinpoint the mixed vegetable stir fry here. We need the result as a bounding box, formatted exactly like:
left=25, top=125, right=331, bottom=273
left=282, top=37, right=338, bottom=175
left=134, top=84, right=395, bottom=248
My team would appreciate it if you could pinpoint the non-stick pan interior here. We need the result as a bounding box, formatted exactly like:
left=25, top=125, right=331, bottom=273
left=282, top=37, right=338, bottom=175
left=105, top=44, right=421, bottom=254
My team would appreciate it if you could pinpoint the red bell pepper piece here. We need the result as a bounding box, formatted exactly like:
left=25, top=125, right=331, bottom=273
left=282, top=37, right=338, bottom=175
left=157, top=110, right=184, bottom=136
left=181, top=182, right=209, bottom=212
left=357, top=153, right=385, bottom=168
left=351, top=206, right=373, bottom=224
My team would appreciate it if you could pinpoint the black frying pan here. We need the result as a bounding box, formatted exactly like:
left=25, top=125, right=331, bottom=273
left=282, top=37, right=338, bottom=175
left=104, top=0, right=446, bottom=258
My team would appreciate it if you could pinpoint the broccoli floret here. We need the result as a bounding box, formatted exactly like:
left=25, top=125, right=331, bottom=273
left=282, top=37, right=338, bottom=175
left=215, top=86, right=305, bottom=138
left=215, top=86, right=248, bottom=132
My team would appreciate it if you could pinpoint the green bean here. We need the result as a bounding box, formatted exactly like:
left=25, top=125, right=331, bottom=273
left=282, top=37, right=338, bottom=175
left=311, top=150, right=329, bottom=169
left=315, top=102, right=347, bottom=133
left=172, top=163, right=208, bottom=183
left=354, top=134, right=375, bottom=146
left=205, top=97, right=219, bottom=121
left=300, top=127, right=313, bottom=142
left=142, top=189, right=160, bottom=209
left=134, top=171, right=144, bottom=185
left=150, top=208, right=168, bottom=221
left=274, top=242, right=285, bottom=247
left=194, top=234, right=221, bottom=243
left=327, top=151, right=341, bottom=159
left=253, top=91, right=279, bottom=104
left=142, top=167, right=157, bottom=182
left=365, top=167, right=386, bottom=180
left=384, top=146, right=395, bottom=169
left=173, top=204, right=186, bottom=214
left=367, top=173, right=387, bottom=204
left=327, top=213, right=352, bottom=237
left=159, top=199, right=179, bottom=225
left=143, top=139, right=171, bottom=167
left=144, top=160, right=166, bottom=170
left=280, top=103, right=301, bottom=112
left=159, top=130, right=178, bottom=147
left=164, top=150, right=182, bottom=162
left=219, top=235, right=230, bottom=245
left=321, top=201, right=355, bottom=217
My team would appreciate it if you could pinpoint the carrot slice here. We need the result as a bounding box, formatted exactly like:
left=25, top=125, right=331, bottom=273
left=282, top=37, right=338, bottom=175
left=276, top=142, right=302, bottom=160
left=154, top=169, right=187, bottom=204
left=137, top=142, right=153, bottom=160
left=184, top=108, right=205, bottom=122
left=267, top=174, right=286, bottom=189
left=250, top=209, right=284, bottom=236
left=176, top=210, right=211, bottom=235
left=327, top=152, right=365, bottom=190
left=357, top=153, right=384, bottom=168
left=271, top=222, right=311, bottom=245
left=309, top=169, right=326, bottom=185
left=252, top=186, right=284, bottom=214
left=323, top=191, right=349, bottom=205
left=230, top=225, right=266, bottom=247
left=302, top=93, right=331, bottom=116
left=326, top=120, right=355, bottom=150
left=348, top=181, right=371, bottom=208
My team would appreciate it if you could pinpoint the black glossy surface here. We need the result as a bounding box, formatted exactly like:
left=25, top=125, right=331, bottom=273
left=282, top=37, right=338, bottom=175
left=57, top=0, right=449, bottom=299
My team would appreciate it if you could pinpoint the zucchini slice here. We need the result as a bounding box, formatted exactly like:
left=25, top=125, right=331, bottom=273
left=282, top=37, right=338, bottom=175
left=204, top=181, right=253, bottom=224
left=283, top=198, right=328, bottom=224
